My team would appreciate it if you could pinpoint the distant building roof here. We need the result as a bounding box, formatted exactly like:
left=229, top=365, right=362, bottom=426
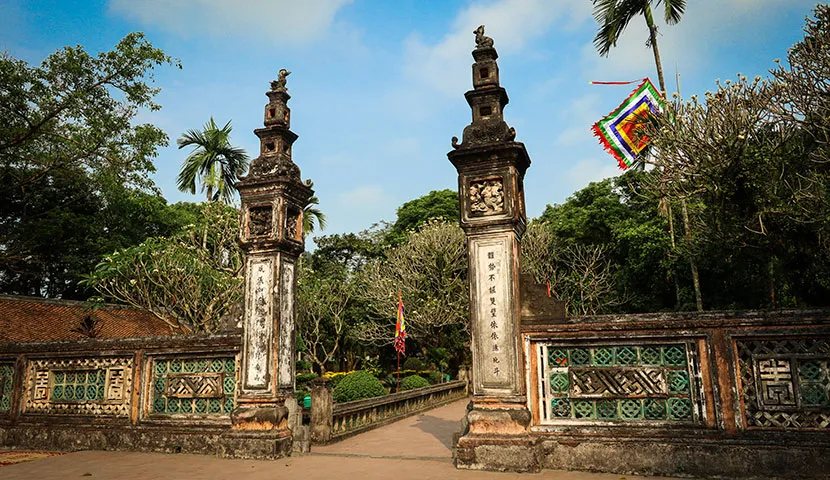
left=0, top=295, right=181, bottom=343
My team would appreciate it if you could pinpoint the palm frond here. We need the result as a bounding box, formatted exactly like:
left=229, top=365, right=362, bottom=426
left=592, top=0, right=646, bottom=56
left=175, top=116, right=249, bottom=204
left=658, top=0, right=686, bottom=24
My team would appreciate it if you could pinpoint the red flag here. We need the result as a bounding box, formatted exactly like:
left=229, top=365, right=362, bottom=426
left=394, top=292, right=406, bottom=355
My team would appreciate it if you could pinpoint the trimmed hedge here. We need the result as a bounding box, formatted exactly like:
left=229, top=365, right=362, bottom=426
left=333, top=370, right=388, bottom=403
left=402, top=357, right=424, bottom=371
left=400, top=374, right=430, bottom=391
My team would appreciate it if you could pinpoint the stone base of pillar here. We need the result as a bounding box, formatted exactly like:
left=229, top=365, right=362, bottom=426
left=218, top=428, right=293, bottom=460
left=454, top=401, right=540, bottom=473
left=231, top=404, right=290, bottom=431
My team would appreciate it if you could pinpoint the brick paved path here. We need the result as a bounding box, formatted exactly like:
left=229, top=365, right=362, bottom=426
left=1, top=399, right=681, bottom=480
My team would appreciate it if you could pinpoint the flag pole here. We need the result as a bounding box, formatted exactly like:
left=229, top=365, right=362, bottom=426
left=396, top=291, right=402, bottom=392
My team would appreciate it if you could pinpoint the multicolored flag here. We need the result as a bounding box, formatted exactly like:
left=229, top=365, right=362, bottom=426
left=592, top=78, right=664, bottom=169
left=394, top=292, right=406, bottom=355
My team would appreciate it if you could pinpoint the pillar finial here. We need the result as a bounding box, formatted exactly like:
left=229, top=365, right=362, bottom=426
left=450, top=27, right=517, bottom=150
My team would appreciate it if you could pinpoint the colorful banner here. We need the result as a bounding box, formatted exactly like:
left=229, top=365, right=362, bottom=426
left=592, top=78, right=664, bottom=169
left=394, top=292, right=406, bottom=355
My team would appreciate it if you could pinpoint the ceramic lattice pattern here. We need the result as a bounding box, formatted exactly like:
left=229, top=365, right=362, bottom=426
left=25, top=357, right=132, bottom=416
left=737, top=338, right=830, bottom=429
left=150, top=357, right=237, bottom=416
left=538, top=344, right=698, bottom=423
left=0, top=363, right=14, bottom=413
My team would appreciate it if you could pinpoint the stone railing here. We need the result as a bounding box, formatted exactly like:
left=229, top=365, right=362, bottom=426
left=0, top=333, right=242, bottom=454
left=522, top=308, right=830, bottom=478
left=310, top=379, right=467, bottom=444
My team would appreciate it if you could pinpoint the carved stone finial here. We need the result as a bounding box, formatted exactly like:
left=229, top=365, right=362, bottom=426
left=474, top=25, right=494, bottom=49
left=270, top=69, right=291, bottom=92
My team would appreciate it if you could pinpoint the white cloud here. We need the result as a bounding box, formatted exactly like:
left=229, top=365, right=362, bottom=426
left=403, top=0, right=591, bottom=96
left=108, top=0, right=353, bottom=43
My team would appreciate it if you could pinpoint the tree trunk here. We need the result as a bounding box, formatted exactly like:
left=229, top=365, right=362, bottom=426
left=681, top=198, right=703, bottom=311
left=666, top=200, right=682, bottom=307
left=643, top=3, right=667, bottom=95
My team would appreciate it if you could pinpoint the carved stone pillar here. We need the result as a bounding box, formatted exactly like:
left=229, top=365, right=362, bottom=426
left=227, top=70, right=312, bottom=458
left=448, top=26, right=539, bottom=472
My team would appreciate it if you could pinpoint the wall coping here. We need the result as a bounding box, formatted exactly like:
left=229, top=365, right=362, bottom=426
left=0, top=332, right=242, bottom=355
left=521, top=308, right=830, bottom=333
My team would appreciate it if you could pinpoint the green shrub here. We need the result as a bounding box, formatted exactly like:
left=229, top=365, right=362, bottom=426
left=332, top=370, right=388, bottom=403
left=419, top=370, right=442, bottom=385
left=296, top=372, right=319, bottom=385
left=295, top=389, right=309, bottom=405
left=402, top=357, right=424, bottom=371
left=400, top=374, right=430, bottom=391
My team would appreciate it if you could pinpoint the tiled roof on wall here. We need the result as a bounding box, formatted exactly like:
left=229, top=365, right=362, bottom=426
left=0, top=295, right=181, bottom=343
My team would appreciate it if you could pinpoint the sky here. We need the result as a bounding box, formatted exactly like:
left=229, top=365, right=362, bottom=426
left=0, top=0, right=820, bottom=242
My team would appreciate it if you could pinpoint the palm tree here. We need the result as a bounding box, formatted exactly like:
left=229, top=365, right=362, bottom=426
left=303, top=195, right=327, bottom=238
left=177, top=118, right=249, bottom=204
left=592, top=0, right=686, bottom=94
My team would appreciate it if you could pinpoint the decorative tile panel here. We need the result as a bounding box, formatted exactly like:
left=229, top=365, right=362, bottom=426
left=25, top=357, right=132, bottom=416
left=737, top=338, right=830, bottom=429
left=150, top=356, right=237, bottom=416
left=0, top=363, right=14, bottom=413
left=538, top=344, right=698, bottom=423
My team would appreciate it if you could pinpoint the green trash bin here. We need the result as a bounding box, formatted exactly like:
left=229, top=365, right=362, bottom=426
left=303, top=395, right=311, bottom=408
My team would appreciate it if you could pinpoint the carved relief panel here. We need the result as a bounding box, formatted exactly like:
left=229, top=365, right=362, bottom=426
left=247, top=205, right=273, bottom=238
left=284, top=207, right=300, bottom=242
left=469, top=178, right=505, bottom=216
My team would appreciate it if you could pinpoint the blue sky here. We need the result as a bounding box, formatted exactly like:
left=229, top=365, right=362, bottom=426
left=0, top=0, right=819, bottom=241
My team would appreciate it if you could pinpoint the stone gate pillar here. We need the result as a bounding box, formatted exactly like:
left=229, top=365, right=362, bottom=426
left=448, top=27, right=538, bottom=472
left=228, top=71, right=312, bottom=458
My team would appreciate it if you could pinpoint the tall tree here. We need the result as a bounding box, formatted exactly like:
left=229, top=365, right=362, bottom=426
left=356, top=220, right=468, bottom=360
left=0, top=33, right=179, bottom=298
left=177, top=117, right=249, bottom=204
left=386, top=189, right=459, bottom=244
left=591, top=0, right=686, bottom=94
left=0, top=32, right=176, bottom=191
left=591, top=0, right=699, bottom=309
left=82, top=202, right=243, bottom=333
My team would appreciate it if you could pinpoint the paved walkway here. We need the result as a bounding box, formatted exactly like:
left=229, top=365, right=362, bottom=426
left=2, top=399, right=681, bottom=480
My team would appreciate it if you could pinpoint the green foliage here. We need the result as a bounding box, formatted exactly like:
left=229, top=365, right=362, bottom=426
left=531, top=171, right=674, bottom=314
left=298, top=258, right=354, bottom=374
left=386, top=189, right=459, bottom=244
left=0, top=33, right=179, bottom=298
left=426, top=347, right=450, bottom=371
left=81, top=202, right=243, bottom=332
left=419, top=370, right=442, bottom=385
left=296, top=360, right=313, bottom=372
left=303, top=196, right=327, bottom=237
left=402, top=357, right=425, bottom=372
left=177, top=117, right=248, bottom=204
left=400, top=374, right=430, bottom=391
left=296, top=372, right=319, bottom=384
left=639, top=6, right=830, bottom=309
left=356, top=220, right=469, bottom=368
left=0, top=32, right=177, bottom=191
left=332, top=370, right=387, bottom=403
